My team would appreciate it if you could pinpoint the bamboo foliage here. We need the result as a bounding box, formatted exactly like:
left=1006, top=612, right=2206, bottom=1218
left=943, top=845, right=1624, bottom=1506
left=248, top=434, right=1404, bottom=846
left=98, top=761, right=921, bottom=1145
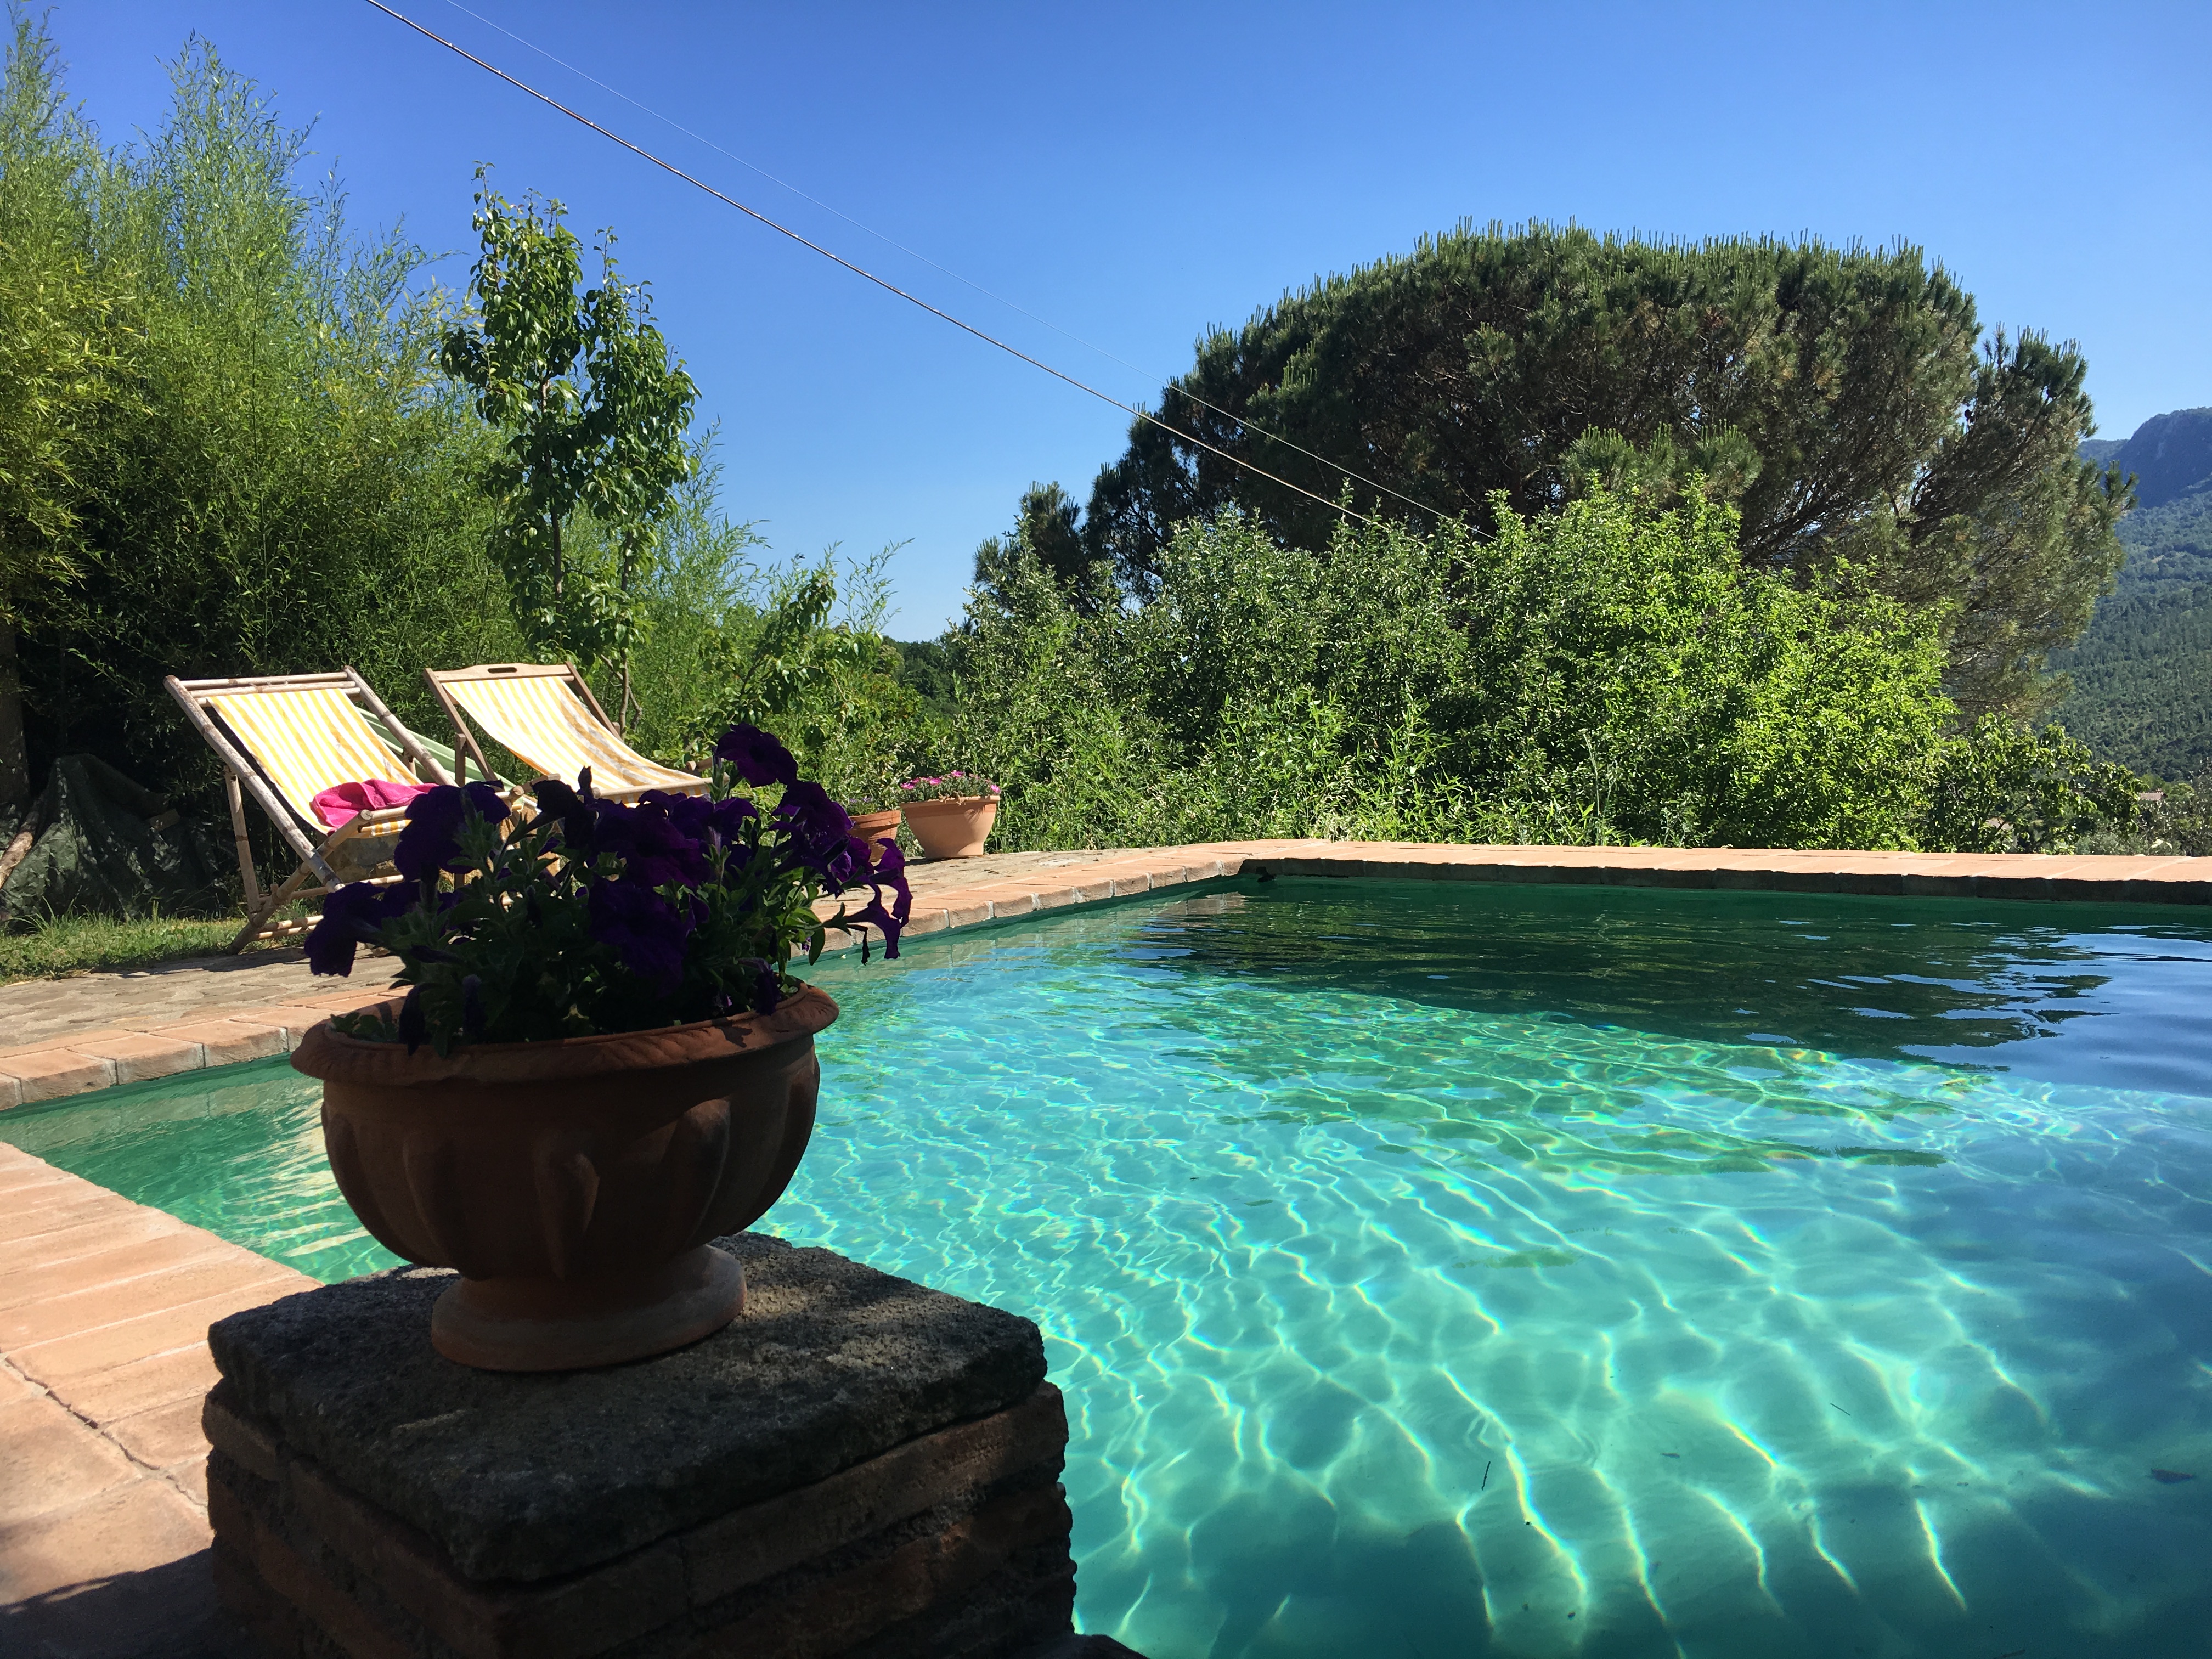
left=0, top=15, right=523, bottom=828
left=0, top=13, right=125, bottom=805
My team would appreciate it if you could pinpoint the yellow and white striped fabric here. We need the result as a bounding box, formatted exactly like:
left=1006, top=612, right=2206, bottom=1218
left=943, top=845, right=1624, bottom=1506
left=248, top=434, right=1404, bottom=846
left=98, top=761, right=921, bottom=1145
left=208, top=687, right=420, bottom=815
left=445, top=675, right=702, bottom=798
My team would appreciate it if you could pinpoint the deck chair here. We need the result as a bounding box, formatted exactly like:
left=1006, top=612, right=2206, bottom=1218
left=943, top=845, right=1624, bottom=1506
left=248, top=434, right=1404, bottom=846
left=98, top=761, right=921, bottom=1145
left=424, top=662, right=705, bottom=802
left=164, top=669, right=453, bottom=951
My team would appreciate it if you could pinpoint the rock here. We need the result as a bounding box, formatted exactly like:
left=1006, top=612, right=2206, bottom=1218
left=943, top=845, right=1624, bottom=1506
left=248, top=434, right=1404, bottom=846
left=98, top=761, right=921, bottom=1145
left=206, top=1232, right=1047, bottom=1583
left=2103, top=407, right=2212, bottom=510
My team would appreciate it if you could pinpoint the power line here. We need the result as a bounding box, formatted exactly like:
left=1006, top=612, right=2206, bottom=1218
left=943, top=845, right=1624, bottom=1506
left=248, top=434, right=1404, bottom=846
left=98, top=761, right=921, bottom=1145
left=432, top=0, right=1440, bottom=524
left=362, top=0, right=1387, bottom=534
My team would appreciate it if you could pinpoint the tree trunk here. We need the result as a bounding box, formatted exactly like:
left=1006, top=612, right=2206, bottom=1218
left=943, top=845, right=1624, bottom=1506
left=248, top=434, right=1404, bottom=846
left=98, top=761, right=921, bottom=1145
left=0, top=620, right=30, bottom=816
left=618, top=532, right=635, bottom=733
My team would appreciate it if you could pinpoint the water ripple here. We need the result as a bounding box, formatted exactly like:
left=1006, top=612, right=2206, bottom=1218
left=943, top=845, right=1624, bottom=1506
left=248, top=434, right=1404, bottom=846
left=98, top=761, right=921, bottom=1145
left=6, top=878, right=2208, bottom=1656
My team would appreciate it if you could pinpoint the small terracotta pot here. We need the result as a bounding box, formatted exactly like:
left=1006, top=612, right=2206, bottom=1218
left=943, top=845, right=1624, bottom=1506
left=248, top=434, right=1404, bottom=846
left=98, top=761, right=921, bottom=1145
left=902, top=796, right=997, bottom=859
left=848, top=808, right=902, bottom=865
left=290, top=989, right=836, bottom=1372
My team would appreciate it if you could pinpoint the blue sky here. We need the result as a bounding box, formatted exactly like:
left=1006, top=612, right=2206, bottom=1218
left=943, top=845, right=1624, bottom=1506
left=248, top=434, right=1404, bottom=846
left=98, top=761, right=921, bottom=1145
left=49, top=1, right=2212, bottom=635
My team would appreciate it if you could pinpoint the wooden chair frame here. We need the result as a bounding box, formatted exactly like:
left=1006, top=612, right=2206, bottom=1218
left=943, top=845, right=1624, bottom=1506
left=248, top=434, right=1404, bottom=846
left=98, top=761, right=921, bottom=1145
left=164, top=669, right=452, bottom=952
left=422, top=661, right=706, bottom=802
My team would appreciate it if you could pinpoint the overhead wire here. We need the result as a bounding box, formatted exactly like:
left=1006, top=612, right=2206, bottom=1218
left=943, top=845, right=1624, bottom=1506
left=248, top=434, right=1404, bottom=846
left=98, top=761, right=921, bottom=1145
left=362, top=0, right=1415, bottom=534
left=431, top=0, right=1439, bottom=524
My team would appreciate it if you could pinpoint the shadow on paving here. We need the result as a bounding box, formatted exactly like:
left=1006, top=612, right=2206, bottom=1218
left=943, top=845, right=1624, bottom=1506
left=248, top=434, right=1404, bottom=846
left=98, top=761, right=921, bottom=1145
left=0, top=1550, right=240, bottom=1658
left=0, top=1553, right=1147, bottom=1657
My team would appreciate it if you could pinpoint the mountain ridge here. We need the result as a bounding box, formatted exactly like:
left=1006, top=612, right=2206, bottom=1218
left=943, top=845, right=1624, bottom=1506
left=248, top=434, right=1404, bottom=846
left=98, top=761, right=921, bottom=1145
left=2053, top=405, right=2212, bottom=777
left=2099, top=407, right=2212, bottom=510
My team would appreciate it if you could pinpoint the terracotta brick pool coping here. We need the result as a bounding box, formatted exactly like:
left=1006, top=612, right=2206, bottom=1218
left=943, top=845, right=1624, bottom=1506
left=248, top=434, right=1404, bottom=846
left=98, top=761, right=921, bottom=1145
left=0, top=839, right=2202, bottom=1113
left=1234, top=839, right=2212, bottom=902
left=0, top=1139, right=317, bottom=1647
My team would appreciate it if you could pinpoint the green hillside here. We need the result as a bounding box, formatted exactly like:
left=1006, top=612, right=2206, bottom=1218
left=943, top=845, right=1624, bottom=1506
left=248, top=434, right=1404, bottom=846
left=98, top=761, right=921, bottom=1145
left=2051, top=411, right=2212, bottom=777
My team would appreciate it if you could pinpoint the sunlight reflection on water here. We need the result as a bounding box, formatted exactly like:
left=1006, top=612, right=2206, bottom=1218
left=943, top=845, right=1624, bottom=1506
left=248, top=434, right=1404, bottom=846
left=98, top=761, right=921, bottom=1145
left=10, top=878, right=2210, bottom=1657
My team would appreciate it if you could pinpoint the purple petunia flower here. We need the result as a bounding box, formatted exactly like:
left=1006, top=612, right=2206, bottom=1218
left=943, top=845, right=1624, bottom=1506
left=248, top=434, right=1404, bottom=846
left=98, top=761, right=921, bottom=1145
left=713, top=725, right=798, bottom=788
left=589, top=795, right=711, bottom=889
left=849, top=894, right=903, bottom=962
left=770, top=779, right=847, bottom=836
left=587, top=875, right=696, bottom=991
left=703, top=795, right=758, bottom=854
left=772, top=781, right=861, bottom=887
left=304, top=882, right=413, bottom=977
left=834, top=835, right=875, bottom=888
left=532, top=776, right=601, bottom=853
left=640, top=788, right=714, bottom=840
left=873, top=839, right=912, bottom=896
left=842, top=840, right=913, bottom=962
left=393, top=783, right=509, bottom=881
left=740, top=958, right=781, bottom=1014
left=532, top=778, right=582, bottom=814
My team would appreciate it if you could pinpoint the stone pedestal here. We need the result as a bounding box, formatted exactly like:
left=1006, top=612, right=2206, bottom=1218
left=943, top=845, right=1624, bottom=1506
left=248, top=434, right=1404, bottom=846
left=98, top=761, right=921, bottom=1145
left=202, top=1233, right=1128, bottom=1659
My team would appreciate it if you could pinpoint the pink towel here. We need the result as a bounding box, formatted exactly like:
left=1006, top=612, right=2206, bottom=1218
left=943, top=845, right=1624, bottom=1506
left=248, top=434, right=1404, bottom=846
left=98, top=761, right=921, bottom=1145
left=311, top=778, right=436, bottom=830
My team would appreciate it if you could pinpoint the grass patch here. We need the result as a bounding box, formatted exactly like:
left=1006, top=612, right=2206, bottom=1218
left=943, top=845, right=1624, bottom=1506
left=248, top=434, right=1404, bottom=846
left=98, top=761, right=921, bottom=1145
left=0, top=911, right=266, bottom=984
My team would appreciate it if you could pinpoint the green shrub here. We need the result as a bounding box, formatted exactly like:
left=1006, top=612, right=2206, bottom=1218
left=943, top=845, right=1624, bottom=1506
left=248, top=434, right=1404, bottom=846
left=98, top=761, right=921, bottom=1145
left=1918, top=716, right=2139, bottom=853
left=947, top=486, right=1961, bottom=852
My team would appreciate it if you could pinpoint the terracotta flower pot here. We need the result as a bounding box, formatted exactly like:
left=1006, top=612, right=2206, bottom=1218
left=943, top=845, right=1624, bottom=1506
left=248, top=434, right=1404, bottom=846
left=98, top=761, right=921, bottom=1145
left=849, top=808, right=902, bottom=865
left=902, top=796, right=997, bottom=860
left=290, top=988, right=837, bottom=1372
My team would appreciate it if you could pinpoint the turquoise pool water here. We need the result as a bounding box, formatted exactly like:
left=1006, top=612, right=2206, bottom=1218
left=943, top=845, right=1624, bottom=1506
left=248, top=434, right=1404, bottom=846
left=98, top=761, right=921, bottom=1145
left=6, top=878, right=2211, bottom=1657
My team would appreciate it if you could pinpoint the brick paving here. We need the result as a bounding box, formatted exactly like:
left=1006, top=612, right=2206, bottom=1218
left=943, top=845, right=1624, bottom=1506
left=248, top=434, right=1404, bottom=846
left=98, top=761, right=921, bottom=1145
left=0, top=845, right=1258, bottom=1111
left=0, top=953, right=403, bottom=1110
left=0, top=1141, right=315, bottom=1656
left=0, top=836, right=2203, bottom=1652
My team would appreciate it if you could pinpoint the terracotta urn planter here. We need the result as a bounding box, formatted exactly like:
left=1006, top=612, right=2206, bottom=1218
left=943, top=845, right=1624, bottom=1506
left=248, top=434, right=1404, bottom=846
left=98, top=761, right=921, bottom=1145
left=290, top=988, right=837, bottom=1372
left=848, top=808, right=902, bottom=865
left=902, top=796, right=997, bottom=860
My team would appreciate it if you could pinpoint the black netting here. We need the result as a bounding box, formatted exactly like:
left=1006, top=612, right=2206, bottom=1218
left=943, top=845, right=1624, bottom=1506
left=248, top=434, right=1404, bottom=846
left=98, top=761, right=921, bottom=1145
left=0, top=754, right=232, bottom=923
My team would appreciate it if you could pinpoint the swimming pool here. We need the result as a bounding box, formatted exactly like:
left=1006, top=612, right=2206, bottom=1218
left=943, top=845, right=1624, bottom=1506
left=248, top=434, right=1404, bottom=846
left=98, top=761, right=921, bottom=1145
left=7, top=877, right=2210, bottom=1657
